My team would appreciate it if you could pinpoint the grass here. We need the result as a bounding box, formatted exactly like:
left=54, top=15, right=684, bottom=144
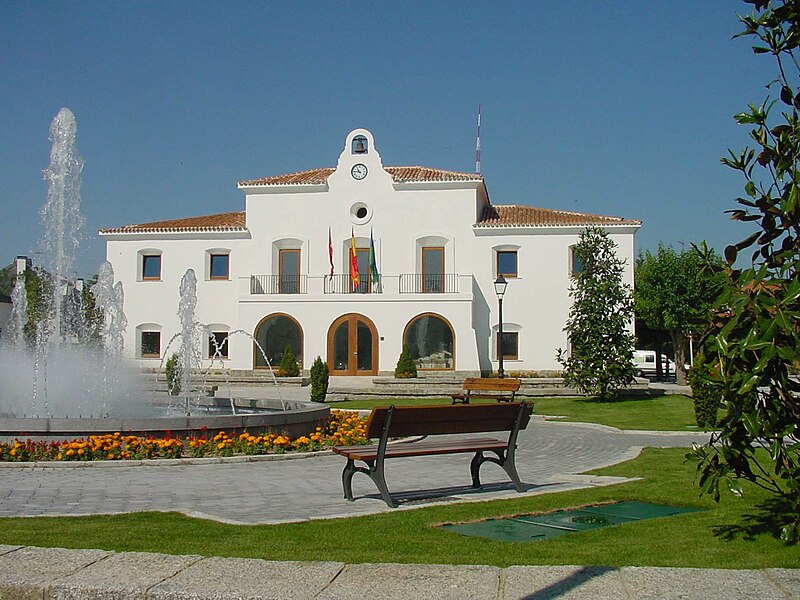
left=331, top=394, right=700, bottom=431
left=0, top=448, right=797, bottom=568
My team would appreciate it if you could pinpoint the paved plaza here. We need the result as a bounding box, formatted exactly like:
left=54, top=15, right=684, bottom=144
left=0, top=417, right=708, bottom=524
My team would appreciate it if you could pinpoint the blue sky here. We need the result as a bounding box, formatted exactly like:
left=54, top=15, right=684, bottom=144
left=0, top=1, right=773, bottom=277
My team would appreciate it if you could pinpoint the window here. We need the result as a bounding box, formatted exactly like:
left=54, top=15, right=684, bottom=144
left=354, top=247, right=371, bottom=293
left=352, top=135, right=368, bottom=154
left=422, top=246, right=444, bottom=292
left=279, top=249, right=300, bottom=293
left=142, top=255, right=161, bottom=280
left=403, top=314, right=455, bottom=370
left=497, top=331, right=519, bottom=360
left=141, top=331, right=161, bottom=358
left=210, top=254, right=229, bottom=279
left=497, top=250, right=518, bottom=278
left=570, top=246, right=585, bottom=275
left=254, top=314, right=303, bottom=369
left=208, top=332, right=229, bottom=358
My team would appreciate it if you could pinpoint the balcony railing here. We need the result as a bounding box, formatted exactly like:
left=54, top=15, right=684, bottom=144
left=247, top=273, right=462, bottom=295
left=250, top=275, right=307, bottom=294
left=399, top=273, right=459, bottom=293
left=324, top=274, right=383, bottom=294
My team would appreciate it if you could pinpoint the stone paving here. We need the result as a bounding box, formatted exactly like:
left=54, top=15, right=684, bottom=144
left=0, top=418, right=710, bottom=524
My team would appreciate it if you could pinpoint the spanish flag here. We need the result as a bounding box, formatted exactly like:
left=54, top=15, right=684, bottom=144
left=350, top=229, right=360, bottom=288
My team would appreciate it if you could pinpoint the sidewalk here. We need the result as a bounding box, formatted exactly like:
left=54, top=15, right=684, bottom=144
left=1, top=545, right=797, bottom=599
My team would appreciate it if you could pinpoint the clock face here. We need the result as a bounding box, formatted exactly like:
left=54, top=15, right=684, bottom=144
left=351, top=163, right=368, bottom=180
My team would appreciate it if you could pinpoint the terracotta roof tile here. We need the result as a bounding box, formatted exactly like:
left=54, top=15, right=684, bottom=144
left=238, top=168, right=335, bottom=186
left=238, top=166, right=481, bottom=186
left=100, top=211, right=246, bottom=234
left=384, top=166, right=482, bottom=183
left=476, top=205, right=641, bottom=228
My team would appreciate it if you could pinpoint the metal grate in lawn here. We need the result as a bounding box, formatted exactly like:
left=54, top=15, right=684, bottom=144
left=440, top=501, right=703, bottom=542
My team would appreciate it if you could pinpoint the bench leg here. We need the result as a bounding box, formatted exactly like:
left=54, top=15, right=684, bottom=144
left=470, top=451, right=484, bottom=488
left=341, top=458, right=397, bottom=508
left=342, top=458, right=357, bottom=501
left=470, top=450, right=524, bottom=492
left=501, top=452, right=524, bottom=492
left=366, top=459, right=397, bottom=508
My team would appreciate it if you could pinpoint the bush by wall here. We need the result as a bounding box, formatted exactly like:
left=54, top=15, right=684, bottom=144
left=394, top=345, right=418, bottom=378
left=165, top=353, right=181, bottom=396
left=278, top=345, right=300, bottom=377
left=310, top=356, right=329, bottom=402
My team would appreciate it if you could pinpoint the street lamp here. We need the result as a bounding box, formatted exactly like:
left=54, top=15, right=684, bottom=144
left=494, top=275, right=508, bottom=378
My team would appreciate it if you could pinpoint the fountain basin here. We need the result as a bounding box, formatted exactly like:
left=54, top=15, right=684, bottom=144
left=0, top=400, right=330, bottom=438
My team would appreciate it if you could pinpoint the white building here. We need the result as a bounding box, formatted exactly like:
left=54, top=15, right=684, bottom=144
left=100, top=129, right=640, bottom=377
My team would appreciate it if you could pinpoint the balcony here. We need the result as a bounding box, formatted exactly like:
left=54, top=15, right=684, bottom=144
left=245, top=273, right=465, bottom=297
left=250, top=275, right=307, bottom=295
left=324, top=274, right=383, bottom=294
left=399, top=273, right=459, bottom=294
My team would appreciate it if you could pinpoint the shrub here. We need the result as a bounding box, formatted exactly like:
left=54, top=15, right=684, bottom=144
left=394, top=345, right=417, bottom=378
left=688, top=352, right=721, bottom=429
left=165, top=353, right=181, bottom=396
left=278, top=345, right=300, bottom=377
left=310, top=356, right=329, bottom=402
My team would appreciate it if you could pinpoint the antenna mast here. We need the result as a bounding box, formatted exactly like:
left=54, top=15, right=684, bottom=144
left=475, top=103, right=482, bottom=175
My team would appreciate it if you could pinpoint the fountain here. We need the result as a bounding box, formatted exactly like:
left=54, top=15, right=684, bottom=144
left=0, top=108, right=328, bottom=438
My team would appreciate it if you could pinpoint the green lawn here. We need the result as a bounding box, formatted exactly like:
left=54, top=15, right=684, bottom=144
left=0, top=448, right=796, bottom=568
left=331, top=394, right=700, bottom=431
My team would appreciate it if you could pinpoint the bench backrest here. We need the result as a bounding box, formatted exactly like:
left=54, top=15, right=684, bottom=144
left=462, top=377, right=521, bottom=393
left=365, top=402, right=532, bottom=439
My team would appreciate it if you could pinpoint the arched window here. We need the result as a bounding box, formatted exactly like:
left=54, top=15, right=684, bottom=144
left=253, top=314, right=303, bottom=369
left=403, top=313, right=455, bottom=370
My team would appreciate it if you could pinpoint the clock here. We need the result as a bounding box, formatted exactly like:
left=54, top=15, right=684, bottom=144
left=351, top=163, right=368, bottom=180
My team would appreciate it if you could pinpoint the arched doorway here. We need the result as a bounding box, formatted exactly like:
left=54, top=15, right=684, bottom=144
left=327, top=314, right=378, bottom=376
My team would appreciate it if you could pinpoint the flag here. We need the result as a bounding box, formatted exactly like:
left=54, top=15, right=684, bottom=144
left=328, top=227, right=334, bottom=279
left=349, top=229, right=360, bottom=288
left=369, top=228, right=380, bottom=284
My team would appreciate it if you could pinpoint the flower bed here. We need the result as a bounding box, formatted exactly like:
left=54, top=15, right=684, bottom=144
left=0, top=410, right=368, bottom=462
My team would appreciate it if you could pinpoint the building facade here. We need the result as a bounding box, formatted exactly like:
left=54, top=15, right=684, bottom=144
left=101, top=129, right=640, bottom=376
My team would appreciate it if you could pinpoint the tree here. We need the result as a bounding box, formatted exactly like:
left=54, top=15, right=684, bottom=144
left=557, top=227, right=638, bottom=400
left=634, top=244, right=724, bottom=384
left=689, top=0, right=800, bottom=543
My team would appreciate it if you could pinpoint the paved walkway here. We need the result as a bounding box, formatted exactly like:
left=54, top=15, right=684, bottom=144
left=1, top=545, right=798, bottom=599
left=1, top=413, right=797, bottom=598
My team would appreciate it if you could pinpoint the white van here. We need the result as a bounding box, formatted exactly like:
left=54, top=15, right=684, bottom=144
left=633, top=350, right=676, bottom=378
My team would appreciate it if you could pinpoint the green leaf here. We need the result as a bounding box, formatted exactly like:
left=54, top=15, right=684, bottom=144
left=738, top=374, right=761, bottom=394
left=727, top=478, right=744, bottom=497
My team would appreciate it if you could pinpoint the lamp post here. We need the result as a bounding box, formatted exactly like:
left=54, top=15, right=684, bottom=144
left=494, top=275, right=508, bottom=378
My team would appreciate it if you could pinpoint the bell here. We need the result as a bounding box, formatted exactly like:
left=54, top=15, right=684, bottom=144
left=353, top=136, right=367, bottom=154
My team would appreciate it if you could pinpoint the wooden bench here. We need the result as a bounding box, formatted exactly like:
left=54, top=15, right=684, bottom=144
left=331, top=402, right=533, bottom=508
left=450, top=377, right=521, bottom=404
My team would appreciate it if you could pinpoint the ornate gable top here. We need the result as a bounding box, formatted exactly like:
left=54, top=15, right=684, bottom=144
left=237, top=166, right=481, bottom=187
